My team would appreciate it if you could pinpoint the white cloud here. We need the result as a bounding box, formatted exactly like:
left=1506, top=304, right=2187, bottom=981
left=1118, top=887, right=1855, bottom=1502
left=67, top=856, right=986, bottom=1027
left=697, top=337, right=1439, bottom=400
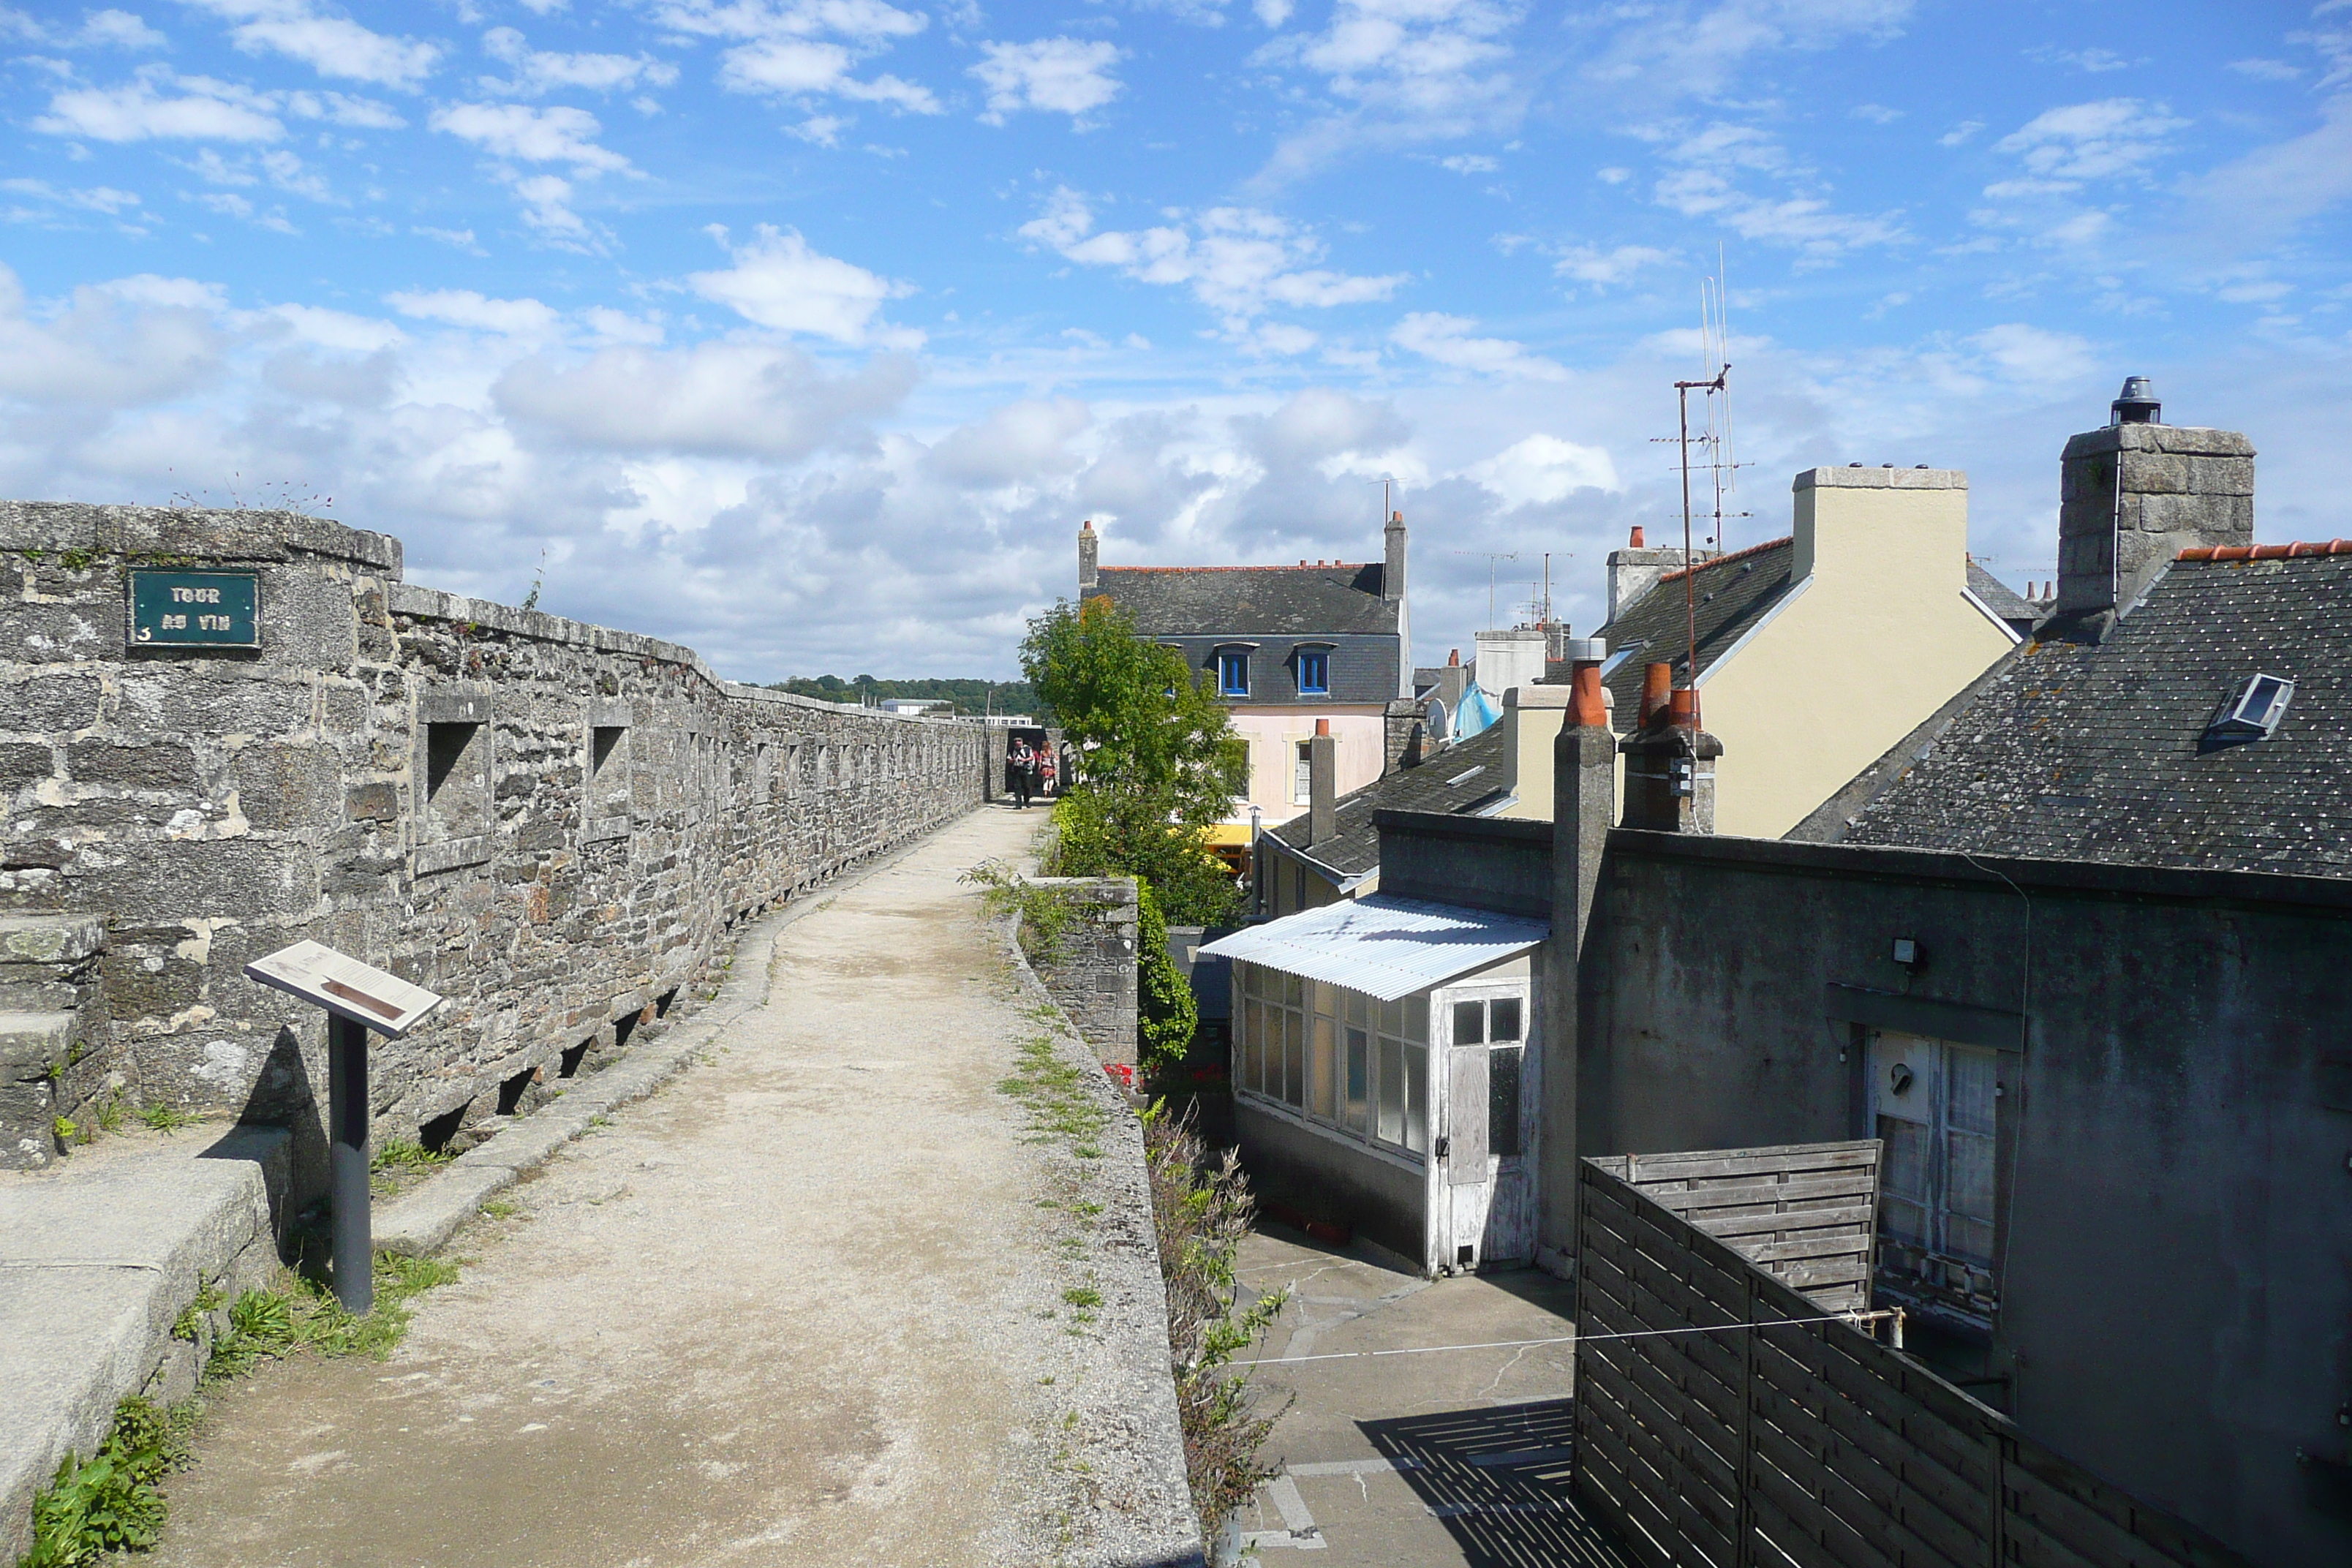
left=34, top=71, right=284, bottom=142
left=1019, top=188, right=1408, bottom=329
left=1248, top=0, right=1529, bottom=181
left=430, top=102, right=633, bottom=173
left=1465, top=433, right=1618, bottom=505
left=1, top=178, right=142, bottom=214
left=1579, top=0, right=1914, bottom=100
left=927, top=397, right=1091, bottom=486
left=386, top=288, right=562, bottom=336
left=1991, top=98, right=2185, bottom=189
left=479, top=27, right=679, bottom=97
left=1650, top=122, right=1904, bottom=257
left=2178, top=93, right=2352, bottom=249
left=1439, top=153, right=1497, bottom=173
left=497, top=341, right=914, bottom=458
left=1391, top=312, right=1566, bottom=380
left=1939, top=120, right=1983, bottom=146
left=2228, top=58, right=2302, bottom=81
left=75, top=8, right=167, bottom=48
left=970, top=39, right=1123, bottom=126
left=1965, top=323, right=2096, bottom=389
left=652, top=0, right=940, bottom=114
left=1554, top=243, right=1672, bottom=290
left=1851, top=103, right=1900, bottom=124
left=687, top=225, right=921, bottom=348
left=266, top=302, right=404, bottom=352
left=185, top=0, right=441, bottom=89
left=0, top=263, right=225, bottom=407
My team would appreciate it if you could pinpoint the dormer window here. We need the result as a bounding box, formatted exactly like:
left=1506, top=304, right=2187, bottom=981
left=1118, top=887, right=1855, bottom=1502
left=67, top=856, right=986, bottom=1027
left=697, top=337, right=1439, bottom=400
left=1296, top=647, right=1330, bottom=696
left=1217, top=649, right=1252, bottom=697
left=2207, top=673, right=2294, bottom=745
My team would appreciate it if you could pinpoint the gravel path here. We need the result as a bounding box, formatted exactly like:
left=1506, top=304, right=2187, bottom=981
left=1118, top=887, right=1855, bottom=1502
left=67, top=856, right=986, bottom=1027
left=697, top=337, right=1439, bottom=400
left=149, top=804, right=1191, bottom=1568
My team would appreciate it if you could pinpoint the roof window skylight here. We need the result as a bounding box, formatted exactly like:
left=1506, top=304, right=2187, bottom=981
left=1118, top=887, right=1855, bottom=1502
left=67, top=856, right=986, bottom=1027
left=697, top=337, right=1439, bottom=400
left=1447, top=765, right=1487, bottom=786
left=2206, top=673, right=2295, bottom=745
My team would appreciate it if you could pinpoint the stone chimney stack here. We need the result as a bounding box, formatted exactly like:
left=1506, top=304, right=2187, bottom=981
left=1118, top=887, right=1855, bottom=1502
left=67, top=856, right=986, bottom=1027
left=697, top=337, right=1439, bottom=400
left=1542, top=636, right=1615, bottom=1272
left=1383, top=510, right=1406, bottom=603
left=1606, top=524, right=1705, bottom=622
left=2056, top=378, right=2253, bottom=624
left=1078, top=519, right=1099, bottom=595
left=1308, top=719, right=1336, bottom=847
left=1619, top=670, right=1722, bottom=833
left=1503, top=683, right=1573, bottom=816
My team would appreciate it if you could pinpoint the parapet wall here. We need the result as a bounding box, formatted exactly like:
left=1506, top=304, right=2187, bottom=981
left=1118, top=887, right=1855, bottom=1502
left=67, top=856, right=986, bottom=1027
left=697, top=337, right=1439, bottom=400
left=0, top=502, right=987, bottom=1190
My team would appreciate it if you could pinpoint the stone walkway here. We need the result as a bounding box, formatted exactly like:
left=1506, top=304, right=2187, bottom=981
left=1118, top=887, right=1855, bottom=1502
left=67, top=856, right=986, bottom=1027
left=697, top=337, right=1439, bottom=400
left=149, top=804, right=1187, bottom=1568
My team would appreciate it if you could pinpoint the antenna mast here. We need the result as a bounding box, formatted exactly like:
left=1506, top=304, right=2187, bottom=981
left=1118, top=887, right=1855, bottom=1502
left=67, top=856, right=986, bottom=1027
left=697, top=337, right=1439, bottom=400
left=1673, top=254, right=1736, bottom=728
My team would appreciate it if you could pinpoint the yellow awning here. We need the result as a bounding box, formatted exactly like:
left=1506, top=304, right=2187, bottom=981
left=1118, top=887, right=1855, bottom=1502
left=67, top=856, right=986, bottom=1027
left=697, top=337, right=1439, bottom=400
left=1201, top=822, right=1257, bottom=847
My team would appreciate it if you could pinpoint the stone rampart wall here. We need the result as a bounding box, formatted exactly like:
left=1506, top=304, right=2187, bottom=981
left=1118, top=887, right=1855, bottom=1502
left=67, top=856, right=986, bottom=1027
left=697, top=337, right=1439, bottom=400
left=0, top=502, right=986, bottom=1190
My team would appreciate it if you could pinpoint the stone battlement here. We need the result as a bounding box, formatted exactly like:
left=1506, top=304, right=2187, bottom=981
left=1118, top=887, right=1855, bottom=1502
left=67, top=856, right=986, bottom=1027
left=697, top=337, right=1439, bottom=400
left=0, top=502, right=988, bottom=1192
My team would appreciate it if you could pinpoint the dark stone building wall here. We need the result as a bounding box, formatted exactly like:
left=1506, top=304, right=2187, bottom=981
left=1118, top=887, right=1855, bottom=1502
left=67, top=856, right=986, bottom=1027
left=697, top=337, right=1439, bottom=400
left=1582, top=832, right=2351, bottom=1568
left=0, top=502, right=987, bottom=1186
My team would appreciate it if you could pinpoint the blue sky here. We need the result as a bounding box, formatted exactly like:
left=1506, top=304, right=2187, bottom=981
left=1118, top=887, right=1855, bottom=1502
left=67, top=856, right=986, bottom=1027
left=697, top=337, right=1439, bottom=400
left=4, top=1, right=2346, bottom=679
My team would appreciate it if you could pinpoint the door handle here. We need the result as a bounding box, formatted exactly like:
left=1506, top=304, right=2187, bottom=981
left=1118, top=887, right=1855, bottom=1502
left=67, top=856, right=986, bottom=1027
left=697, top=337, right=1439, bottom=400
left=1436, top=1136, right=1450, bottom=1161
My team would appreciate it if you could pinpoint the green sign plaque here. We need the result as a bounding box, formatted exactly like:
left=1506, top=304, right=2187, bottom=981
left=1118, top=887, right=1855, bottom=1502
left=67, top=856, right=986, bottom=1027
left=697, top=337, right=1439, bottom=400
left=129, top=570, right=262, bottom=649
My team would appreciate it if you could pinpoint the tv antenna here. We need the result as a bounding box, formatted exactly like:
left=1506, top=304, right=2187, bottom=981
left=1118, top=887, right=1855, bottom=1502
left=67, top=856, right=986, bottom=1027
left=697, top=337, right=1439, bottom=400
left=1666, top=249, right=1744, bottom=725
left=1452, top=550, right=1519, bottom=630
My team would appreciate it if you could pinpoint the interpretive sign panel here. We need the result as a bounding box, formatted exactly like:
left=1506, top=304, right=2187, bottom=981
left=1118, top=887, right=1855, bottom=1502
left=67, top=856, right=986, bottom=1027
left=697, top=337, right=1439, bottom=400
left=245, top=940, right=443, bottom=1037
left=129, top=569, right=261, bottom=649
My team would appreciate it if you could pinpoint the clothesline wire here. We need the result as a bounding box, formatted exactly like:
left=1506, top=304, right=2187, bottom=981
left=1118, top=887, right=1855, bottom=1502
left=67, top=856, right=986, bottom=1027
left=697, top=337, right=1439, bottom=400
left=1228, top=1309, right=1898, bottom=1368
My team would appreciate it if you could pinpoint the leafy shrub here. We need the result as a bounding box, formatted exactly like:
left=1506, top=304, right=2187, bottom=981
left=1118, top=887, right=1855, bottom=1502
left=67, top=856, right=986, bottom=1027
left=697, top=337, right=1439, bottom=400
left=1134, top=881, right=1197, bottom=1074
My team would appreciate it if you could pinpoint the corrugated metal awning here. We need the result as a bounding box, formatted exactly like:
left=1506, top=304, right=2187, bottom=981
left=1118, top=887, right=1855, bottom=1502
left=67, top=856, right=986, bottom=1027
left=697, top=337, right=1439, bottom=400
left=1198, top=894, right=1548, bottom=1001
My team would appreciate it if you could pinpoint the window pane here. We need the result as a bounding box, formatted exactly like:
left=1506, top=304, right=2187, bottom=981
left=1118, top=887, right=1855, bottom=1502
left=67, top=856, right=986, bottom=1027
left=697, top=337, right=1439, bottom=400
left=1241, top=1000, right=1264, bottom=1096
left=1377, top=1039, right=1404, bottom=1144
left=1878, top=1115, right=1929, bottom=1246
left=1945, top=1131, right=1996, bottom=1251
left=1489, top=1045, right=1523, bottom=1158
left=1345, top=990, right=1368, bottom=1028
left=1403, top=996, right=1428, bottom=1043
left=1948, top=1046, right=1997, bottom=1137
left=1345, top=1028, right=1370, bottom=1132
left=1283, top=1009, right=1305, bottom=1108
left=1452, top=1000, right=1485, bottom=1045
left=1403, top=1044, right=1428, bottom=1153
left=1490, top=996, right=1522, bottom=1042
left=1311, top=1016, right=1335, bottom=1120
left=1294, top=742, right=1311, bottom=803
left=1284, top=971, right=1303, bottom=1009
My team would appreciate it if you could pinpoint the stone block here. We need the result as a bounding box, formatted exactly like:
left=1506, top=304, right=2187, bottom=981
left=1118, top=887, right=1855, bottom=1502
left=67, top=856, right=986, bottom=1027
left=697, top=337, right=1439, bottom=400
left=345, top=780, right=399, bottom=821
left=0, top=743, right=54, bottom=794
left=64, top=741, right=203, bottom=793
left=231, top=742, right=339, bottom=829
left=0, top=914, right=105, bottom=965
left=4, top=674, right=104, bottom=734
left=102, top=930, right=208, bottom=1022
left=111, top=837, right=320, bottom=919
left=132, top=676, right=314, bottom=739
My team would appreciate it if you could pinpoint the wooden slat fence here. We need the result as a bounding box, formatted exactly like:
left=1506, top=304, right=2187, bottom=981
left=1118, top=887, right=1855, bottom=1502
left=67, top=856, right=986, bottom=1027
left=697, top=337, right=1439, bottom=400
left=1572, top=1153, right=2253, bottom=1568
left=1588, top=1139, right=1880, bottom=1312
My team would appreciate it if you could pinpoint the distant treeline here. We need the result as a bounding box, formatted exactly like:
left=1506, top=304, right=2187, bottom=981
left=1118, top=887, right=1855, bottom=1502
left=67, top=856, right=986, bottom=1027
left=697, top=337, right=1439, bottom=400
left=767, top=675, right=1047, bottom=720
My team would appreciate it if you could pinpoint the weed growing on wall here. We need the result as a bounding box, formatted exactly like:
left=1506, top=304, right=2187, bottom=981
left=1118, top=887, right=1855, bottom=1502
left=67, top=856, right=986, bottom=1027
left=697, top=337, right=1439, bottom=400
left=18, top=1397, right=197, bottom=1567
left=1139, top=1098, right=1289, bottom=1534
left=961, top=860, right=1088, bottom=965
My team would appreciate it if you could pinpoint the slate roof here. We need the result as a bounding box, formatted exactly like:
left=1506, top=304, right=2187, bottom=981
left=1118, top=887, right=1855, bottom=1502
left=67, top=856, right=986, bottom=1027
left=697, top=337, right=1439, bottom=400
left=1818, top=552, right=2352, bottom=877
left=1594, top=538, right=1795, bottom=716
left=1265, top=723, right=1512, bottom=881
left=1966, top=560, right=2041, bottom=632
left=1094, top=562, right=1398, bottom=637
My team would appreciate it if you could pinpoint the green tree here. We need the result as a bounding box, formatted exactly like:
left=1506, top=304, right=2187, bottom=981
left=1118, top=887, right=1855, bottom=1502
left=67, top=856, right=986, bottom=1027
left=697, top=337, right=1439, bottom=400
left=1134, top=881, right=1198, bottom=1072
left=1022, top=596, right=1247, bottom=926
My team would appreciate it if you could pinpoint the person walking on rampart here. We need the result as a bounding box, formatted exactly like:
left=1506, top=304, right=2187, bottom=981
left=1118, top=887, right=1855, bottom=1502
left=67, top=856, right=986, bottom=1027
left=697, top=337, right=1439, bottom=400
left=1009, top=738, right=1035, bottom=809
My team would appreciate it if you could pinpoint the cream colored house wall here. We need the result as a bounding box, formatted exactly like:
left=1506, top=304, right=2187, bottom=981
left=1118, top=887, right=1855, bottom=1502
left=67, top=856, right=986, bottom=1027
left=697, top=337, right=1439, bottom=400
left=1695, top=467, right=2016, bottom=840
left=1229, top=705, right=1386, bottom=823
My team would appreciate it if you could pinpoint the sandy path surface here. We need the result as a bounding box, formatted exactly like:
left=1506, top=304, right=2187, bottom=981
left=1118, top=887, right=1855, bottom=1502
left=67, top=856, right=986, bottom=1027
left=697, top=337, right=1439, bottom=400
left=149, top=804, right=1111, bottom=1568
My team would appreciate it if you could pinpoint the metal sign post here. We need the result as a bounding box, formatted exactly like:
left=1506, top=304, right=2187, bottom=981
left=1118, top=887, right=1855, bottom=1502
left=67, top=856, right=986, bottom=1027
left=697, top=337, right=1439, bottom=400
left=245, top=941, right=444, bottom=1313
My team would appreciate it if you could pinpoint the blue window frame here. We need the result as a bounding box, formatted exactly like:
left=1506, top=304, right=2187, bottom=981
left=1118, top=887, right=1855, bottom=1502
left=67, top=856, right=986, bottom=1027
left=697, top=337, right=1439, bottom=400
left=1217, top=650, right=1251, bottom=697
left=1296, top=648, right=1330, bottom=696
